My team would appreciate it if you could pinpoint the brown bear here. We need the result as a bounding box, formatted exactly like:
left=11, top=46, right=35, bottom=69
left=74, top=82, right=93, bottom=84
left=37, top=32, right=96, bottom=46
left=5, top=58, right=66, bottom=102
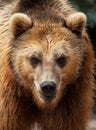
left=0, top=0, right=95, bottom=130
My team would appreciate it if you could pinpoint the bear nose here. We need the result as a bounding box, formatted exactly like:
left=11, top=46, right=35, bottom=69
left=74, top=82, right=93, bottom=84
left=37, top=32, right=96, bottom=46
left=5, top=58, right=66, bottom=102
left=40, top=81, right=56, bottom=95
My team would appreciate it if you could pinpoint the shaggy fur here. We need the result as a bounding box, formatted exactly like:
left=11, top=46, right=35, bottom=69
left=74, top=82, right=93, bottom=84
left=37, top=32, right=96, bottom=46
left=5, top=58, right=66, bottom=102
left=0, top=0, right=95, bottom=130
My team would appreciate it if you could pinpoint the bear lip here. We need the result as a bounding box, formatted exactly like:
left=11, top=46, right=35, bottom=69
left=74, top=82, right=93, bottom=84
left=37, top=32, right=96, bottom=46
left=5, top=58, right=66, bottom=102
left=40, top=94, right=56, bottom=103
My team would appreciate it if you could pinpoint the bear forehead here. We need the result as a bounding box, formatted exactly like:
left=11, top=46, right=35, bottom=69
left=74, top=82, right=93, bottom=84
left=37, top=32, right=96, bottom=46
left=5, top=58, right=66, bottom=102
left=20, top=25, right=78, bottom=46
left=16, top=25, right=80, bottom=56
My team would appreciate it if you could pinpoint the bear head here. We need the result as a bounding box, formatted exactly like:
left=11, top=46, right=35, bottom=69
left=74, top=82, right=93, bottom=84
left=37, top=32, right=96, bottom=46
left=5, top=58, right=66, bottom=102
left=9, top=12, right=86, bottom=109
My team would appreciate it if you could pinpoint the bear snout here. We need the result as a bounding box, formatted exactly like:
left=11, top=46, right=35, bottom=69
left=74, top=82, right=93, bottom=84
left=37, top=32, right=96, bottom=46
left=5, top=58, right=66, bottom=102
left=40, top=81, right=56, bottom=101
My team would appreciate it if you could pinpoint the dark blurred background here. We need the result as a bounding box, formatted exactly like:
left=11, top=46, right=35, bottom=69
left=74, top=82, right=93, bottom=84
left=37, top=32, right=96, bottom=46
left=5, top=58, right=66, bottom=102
left=70, top=0, right=96, bottom=114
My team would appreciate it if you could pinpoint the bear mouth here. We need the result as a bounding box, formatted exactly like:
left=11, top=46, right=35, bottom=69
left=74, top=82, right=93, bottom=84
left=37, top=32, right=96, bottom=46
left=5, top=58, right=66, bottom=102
left=40, top=94, right=56, bottom=103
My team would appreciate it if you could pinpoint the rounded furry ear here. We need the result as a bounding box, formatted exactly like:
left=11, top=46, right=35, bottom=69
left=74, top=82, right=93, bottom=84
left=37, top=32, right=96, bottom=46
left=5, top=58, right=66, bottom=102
left=66, top=13, right=87, bottom=35
left=10, top=13, right=32, bottom=37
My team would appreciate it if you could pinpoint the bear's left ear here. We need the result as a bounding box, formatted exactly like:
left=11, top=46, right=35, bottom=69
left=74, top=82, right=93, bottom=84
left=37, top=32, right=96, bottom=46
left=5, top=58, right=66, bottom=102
left=10, top=13, right=32, bottom=37
left=65, top=13, right=87, bottom=35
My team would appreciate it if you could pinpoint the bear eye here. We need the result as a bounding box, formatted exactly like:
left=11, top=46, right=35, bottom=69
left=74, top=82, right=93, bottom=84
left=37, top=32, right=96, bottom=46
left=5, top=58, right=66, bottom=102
left=30, top=56, right=41, bottom=67
left=56, top=56, right=67, bottom=68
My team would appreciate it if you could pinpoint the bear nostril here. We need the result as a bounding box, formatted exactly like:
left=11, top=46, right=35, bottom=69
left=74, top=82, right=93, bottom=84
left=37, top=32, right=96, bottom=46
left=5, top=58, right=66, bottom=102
left=40, top=81, right=56, bottom=94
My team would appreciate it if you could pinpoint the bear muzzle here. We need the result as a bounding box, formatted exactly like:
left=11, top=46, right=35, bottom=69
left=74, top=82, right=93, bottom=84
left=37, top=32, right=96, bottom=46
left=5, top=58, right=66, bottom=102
left=40, top=81, right=56, bottom=102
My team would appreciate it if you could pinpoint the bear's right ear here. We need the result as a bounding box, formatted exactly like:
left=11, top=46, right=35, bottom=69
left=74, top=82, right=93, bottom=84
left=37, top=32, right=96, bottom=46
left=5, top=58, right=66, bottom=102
left=65, top=12, right=87, bottom=36
left=10, top=13, right=32, bottom=37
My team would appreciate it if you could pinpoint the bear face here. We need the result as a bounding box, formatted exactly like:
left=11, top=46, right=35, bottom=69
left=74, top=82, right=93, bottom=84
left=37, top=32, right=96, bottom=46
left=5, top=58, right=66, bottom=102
left=9, top=13, right=86, bottom=109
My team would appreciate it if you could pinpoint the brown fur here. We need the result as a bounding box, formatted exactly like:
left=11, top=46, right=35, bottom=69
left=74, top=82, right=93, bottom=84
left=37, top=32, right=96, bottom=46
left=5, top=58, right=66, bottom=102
left=0, top=0, right=95, bottom=130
